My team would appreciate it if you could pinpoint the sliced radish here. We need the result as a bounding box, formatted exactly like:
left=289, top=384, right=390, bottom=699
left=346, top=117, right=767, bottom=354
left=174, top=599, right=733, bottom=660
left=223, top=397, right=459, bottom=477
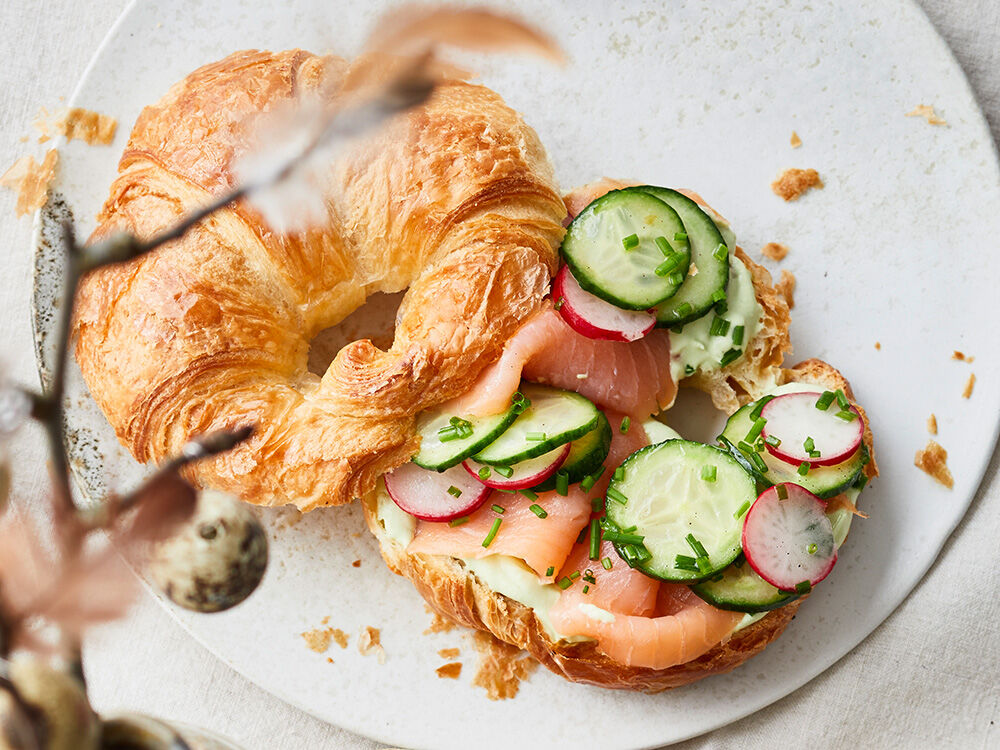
left=463, top=442, right=571, bottom=491
left=552, top=265, right=656, bottom=342
left=742, top=483, right=837, bottom=591
left=760, top=391, right=864, bottom=467
left=384, top=462, right=491, bottom=522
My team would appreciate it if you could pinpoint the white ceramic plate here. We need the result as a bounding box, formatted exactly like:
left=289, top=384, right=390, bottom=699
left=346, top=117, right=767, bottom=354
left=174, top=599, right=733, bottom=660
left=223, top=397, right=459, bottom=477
left=33, top=1, right=1000, bottom=748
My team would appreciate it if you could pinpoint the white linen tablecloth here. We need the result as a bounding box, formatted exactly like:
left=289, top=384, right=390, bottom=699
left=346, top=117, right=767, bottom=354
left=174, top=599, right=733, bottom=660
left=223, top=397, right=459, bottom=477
left=0, top=2, right=996, bottom=748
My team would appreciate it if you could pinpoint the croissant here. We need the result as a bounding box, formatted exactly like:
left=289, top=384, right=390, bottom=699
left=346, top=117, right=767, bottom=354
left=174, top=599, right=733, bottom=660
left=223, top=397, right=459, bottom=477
left=73, top=49, right=566, bottom=509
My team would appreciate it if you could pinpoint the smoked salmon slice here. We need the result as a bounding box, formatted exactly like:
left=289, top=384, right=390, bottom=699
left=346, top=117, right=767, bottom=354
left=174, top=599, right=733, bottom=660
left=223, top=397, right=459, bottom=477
left=407, top=486, right=590, bottom=580
left=444, top=305, right=675, bottom=419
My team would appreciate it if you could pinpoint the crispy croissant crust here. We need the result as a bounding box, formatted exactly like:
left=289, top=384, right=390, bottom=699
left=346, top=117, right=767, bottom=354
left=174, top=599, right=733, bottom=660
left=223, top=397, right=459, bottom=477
left=72, top=50, right=566, bottom=509
left=364, top=284, right=877, bottom=689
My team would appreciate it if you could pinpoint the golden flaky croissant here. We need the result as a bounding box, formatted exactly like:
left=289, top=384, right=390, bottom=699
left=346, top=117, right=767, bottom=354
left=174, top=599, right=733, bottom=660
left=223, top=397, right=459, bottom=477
left=73, top=50, right=566, bottom=509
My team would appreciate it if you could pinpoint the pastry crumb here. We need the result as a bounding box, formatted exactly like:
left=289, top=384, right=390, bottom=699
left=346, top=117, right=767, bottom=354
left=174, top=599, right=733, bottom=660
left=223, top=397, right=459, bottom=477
left=790, top=131, right=802, bottom=148
left=33, top=106, right=117, bottom=145
left=771, top=168, right=823, bottom=201
left=914, top=440, right=954, bottom=489
left=469, top=631, right=538, bottom=701
left=301, top=626, right=349, bottom=653
left=906, top=104, right=947, bottom=126
left=952, top=350, right=974, bottom=363
left=927, top=414, right=937, bottom=435
left=874, top=341, right=881, bottom=350
left=1, top=149, right=59, bottom=216
left=358, top=626, right=386, bottom=664
left=326, top=657, right=334, bottom=664
left=301, top=628, right=332, bottom=653
left=776, top=270, right=796, bottom=309
left=436, top=662, right=463, bottom=679
left=761, top=242, right=789, bottom=261
left=351, top=559, right=361, bottom=568
left=424, top=607, right=458, bottom=634
left=438, top=647, right=461, bottom=659
left=826, top=492, right=868, bottom=519
left=962, top=373, right=975, bottom=399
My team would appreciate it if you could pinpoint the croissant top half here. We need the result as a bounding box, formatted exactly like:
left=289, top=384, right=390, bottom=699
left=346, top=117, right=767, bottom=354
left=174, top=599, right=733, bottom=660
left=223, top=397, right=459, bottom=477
left=73, top=49, right=566, bottom=509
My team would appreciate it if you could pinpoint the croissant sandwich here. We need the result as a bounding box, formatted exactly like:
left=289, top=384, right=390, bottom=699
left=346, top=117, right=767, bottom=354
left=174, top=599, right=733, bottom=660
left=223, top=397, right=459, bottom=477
left=74, top=48, right=876, bottom=691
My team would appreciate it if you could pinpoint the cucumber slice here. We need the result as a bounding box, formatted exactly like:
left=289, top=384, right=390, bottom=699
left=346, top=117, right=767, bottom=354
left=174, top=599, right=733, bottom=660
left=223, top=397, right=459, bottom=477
left=413, top=402, right=520, bottom=471
left=532, top=411, right=612, bottom=491
left=473, top=384, right=600, bottom=466
left=561, top=188, right=690, bottom=310
left=604, top=440, right=756, bottom=582
left=637, top=187, right=730, bottom=327
left=719, top=400, right=868, bottom=499
left=691, top=556, right=798, bottom=613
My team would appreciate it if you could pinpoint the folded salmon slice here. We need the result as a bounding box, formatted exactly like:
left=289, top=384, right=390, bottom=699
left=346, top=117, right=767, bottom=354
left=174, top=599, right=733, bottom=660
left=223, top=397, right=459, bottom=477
left=407, top=486, right=590, bottom=580
left=444, top=305, right=675, bottom=419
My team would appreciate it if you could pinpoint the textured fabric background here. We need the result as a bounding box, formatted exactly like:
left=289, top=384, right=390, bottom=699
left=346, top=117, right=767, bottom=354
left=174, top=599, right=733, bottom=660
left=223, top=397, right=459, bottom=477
left=0, top=2, right=996, bottom=748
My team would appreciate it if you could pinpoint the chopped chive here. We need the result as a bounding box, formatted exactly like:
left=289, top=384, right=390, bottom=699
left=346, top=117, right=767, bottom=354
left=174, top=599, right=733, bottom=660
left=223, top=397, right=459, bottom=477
left=797, top=461, right=810, bottom=476
left=674, top=232, right=688, bottom=243
left=715, top=299, right=729, bottom=314
left=738, top=440, right=757, bottom=455
left=835, top=409, right=858, bottom=422
left=750, top=395, right=774, bottom=419
left=765, top=435, right=781, bottom=448
left=437, top=426, right=460, bottom=442
left=620, top=416, right=631, bottom=433
left=569, top=571, right=581, bottom=580
left=709, top=316, right=731, bottom=336
left=580, top=466, right=605, bottom=492
left=529, top=503, right=548, bottom=519
left=494, top=465, right=514, bottom=478
left=667, top=271, right=684, bottom=287
left=854, top=473, right=869, bottom=491
left=613, top=466, right=625, bottom=481
left=733, top=499, right=751, bottom=519
left=622, top=525, right=638, bottom=533
left=589, top=518, right=601, bottom=560
left=621, top=542, right=652, bottom=566
left=582, top=585, right=590, bottom=594
left=555, top=470, right=569, bottom=496
left=835, top=389, right=850, bottom=410
left=491, top=504, right=505, bottom=514
left=654, top=235, right=673, bottom=256
left=590, top=497, right=604, bottom=513
left=526, top=431, right=547, bottom=441
left=481, top=518, right=502, bottom=548
left=808, top=449, right=822, bottom=458
left=670, top=324, right=685, bottom=334
left=732, top=325, right=745, bottom=345
left=554, top=297, right=564, bottom=311
left=478, top=466, right=491, bottom=480
left=575, top=527, right=587, bottom=545
left=599, top=522, right=644, bottom=545
left=711, top=288, right=727, bottom=304
left=447, top=486, right=462, bottom=498
left=686, top=533, right=709, bottom=559
left=713, top=243, right=728, bottom=261
left=606, top=487, right=629, bottom=505
left=803, top=436, right=816, bottom=453
left=601, top=556, right=613, bottom=570
left=684, top=364, right=695, bottom=376
left=720, top=348, right=742, bottom=367
left=496, top=488, right=514, bottom=494
left=701, top=465, right=717, bottom=482
left=622, top=233, right=639, bottom=251
left=449, top=516, right=469, bottom=527
left=807, top=543, right=818, bottom=555
left=584, top=568, right=595, bottom=581
left=775, top=484, right=788, bottom=500
left=545, top=566, right=555, bottom=577
left=519, top=488, right=538, bottom=501
left=815, top=391, right=835, bottom=410
left=557, top=576, right=573, bottom=590
left=674, top=554, right=700, bottom=572
left=748, top=450, right=769, bottom=474
left=794, top=580, right=812, bottom=595
left=675, top=302, right=693, bottom=318
left=745, top=417, right=767, bottom=442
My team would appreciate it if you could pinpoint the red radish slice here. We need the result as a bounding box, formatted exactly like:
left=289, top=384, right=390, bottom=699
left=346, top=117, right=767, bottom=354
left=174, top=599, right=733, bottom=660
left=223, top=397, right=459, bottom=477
left=552, top=265, right=656, bottom=342
left=463, top=442, right=571, bottom=490
left=761, top=392, right=864, bottom=467
left=384, top=462, right=491, bottom=522
left=742, top=483, right=837, bottom=591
